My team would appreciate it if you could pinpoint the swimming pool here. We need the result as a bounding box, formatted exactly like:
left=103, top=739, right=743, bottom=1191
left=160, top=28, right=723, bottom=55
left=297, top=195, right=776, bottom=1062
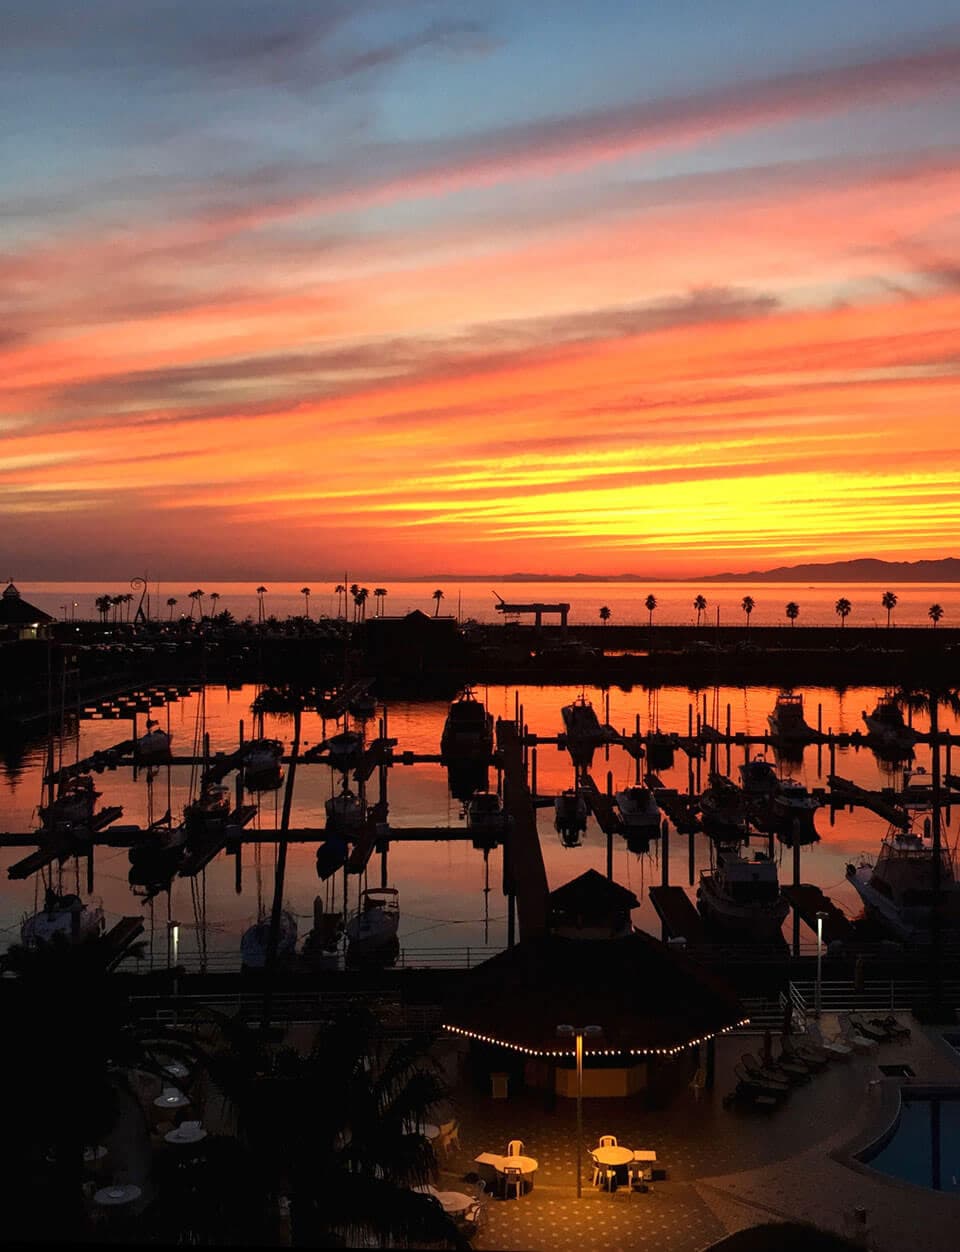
left=859, top=1090, right=960, bottom=1192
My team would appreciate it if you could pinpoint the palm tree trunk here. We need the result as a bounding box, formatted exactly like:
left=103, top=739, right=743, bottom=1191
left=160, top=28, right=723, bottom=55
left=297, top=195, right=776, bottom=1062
left=930, top=695, right=943, bottom=1014
left=262, top=707, right=301, bottom=1034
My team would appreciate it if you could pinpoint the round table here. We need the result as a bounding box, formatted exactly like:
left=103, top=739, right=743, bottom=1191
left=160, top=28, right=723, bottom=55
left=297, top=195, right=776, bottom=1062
left=162, top=1061, right=190, bottom=1079
left=592, top=1146, right=633, bottom=1167
left=94, top=1184, right=142, bottom=1207
left=154, top=1091, right=190, bottom=1110
left=435, top=1191, right=473, bottom=1215
left=501, top=1154, right=538, bottom=1175
left=165, top=1126, right=207, bottom=1145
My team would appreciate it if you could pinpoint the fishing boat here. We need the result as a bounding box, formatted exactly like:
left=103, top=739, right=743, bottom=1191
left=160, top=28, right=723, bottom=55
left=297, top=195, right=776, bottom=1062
left=862, top=695, right=919, bottom=749
left=555, top=788, right=588, bottom=846
left=136, top=720, right=172, bottom=763
left=242, top=738, right=284, bottom=791
left=767, top=691, right=816, bottom=742
left=560, top=692, right=608, bottom=765
left=697, top=847, right=790, bottom=937
left=320, top=729, right=365, bottom=771
left=614, top=786, right=662, bottom=836
left=240, top=910, right=299, bottom=969
left=38, top=776, right=100, bottom=831
left=772, top=777, right=820, bottom=842
left=846, top=819, right=960, bottom=939
left=21, top=889, right=105, bottom=946
left=465, top=790, right=512, bottom=841
left=739, top=755, right=779, bottom=798
left=898, top=765, right=935, bottom=810
left=345, top=887, right=400, bottom=960
left=325, top=783, right=364, bottom=833
left=699, top=773, right=750, bottom=841
left=183, top=783, right=231, bottom=835
left=440, top=689, right=494, bottom=763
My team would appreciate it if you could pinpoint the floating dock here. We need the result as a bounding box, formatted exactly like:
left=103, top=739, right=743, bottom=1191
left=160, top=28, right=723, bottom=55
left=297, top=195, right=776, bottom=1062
left=648, top=885, right=708, bottom=944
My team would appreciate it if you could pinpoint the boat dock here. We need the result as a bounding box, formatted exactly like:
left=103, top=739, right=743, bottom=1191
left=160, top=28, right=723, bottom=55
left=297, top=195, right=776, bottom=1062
left=827, top=775, right=910, bottom=828
left=496, top=719, right=549, bottom=939
left=780, top=884, right=855, bottom=945
left=645, top=774, right=700, bottom=834
left=648, top=885, right=708, bottom=944
left=101, top=916, right=146, bottom=971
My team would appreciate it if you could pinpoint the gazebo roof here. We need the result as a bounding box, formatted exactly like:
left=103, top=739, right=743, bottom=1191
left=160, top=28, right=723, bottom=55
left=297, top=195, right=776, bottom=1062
left=442, top=930, right=745, bottom=1056
left=548, top=868, right=639, bottom=913
left=0, top=582, right=54, bottom=625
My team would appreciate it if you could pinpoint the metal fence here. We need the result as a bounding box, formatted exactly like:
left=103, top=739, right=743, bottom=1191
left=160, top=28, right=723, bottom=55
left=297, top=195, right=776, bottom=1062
left=787, top=978, right=960, bottom=1024
left=117, top=944, right=503, bottom=976
left=127, top=988, right=444, bottom=1033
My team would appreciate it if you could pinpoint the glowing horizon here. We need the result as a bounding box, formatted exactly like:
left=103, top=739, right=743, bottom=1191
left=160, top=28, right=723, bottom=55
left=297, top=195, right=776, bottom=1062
left=3, top=1, right=960, bottom=580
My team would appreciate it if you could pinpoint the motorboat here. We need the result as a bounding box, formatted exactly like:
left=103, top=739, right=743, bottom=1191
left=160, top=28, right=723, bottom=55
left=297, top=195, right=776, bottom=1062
left=767, top=692, right=816, bottom=742
left=240, top=910, right=299, bottom=969
left=440, top=689, right=494, bottom=763
left=301, top=897, right=344, bottom=969
left=614, top=786, right=662, bottom=836
left=465, top=790, right=511, bottom=844
left=345, top=887, right=400, bottom=959
left=699, top=773, right=750, bottom=841
left=320, top=729, right=365, bottom=771
left=242, top=738, right=284, bottom=791
left=555, top=788, right=588, bottom=846
left=183, top=783, right=231, bottom=835
left=347, top=691, right=378, bottom=720
left=645, top=731, right=675, bottom=772
left=560, top=693, right=610, bottom=766
left=898, top=765, right=935, bottom=810
left=325, top=783, right=365, bottom=833
left=135, top=720, right=172, bottom=763
left=772, top=777, right=820, bottom=843
left=128, top=824, right=188, bottom=884
left=38, top=776, right=101, bottom=831
left=846, top=820, right=960, bottom=939
left=739, top=755, right=779, bottom=798
left=21, top=889, right=105, bottom=946
left=697, top=847, right=790, bottom=937
left=862, top=696, right=919, bottom=749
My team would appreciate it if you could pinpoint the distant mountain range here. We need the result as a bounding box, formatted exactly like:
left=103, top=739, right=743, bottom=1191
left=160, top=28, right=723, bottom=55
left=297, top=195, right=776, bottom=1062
left=699, top=558, right=960, bottom=582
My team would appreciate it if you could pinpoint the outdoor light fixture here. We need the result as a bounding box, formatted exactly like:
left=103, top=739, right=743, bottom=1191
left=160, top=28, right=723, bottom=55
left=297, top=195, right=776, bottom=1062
left=556, top=1024, right=602, bottom=1198
left=815, top=911, right=828, bottom=1016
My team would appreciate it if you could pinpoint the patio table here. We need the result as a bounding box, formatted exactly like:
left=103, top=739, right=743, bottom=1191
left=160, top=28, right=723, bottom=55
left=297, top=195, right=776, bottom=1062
left=94, top=1184, right=142, bottom=1207
left=435, top=1191, right=473, bottom=1214
left=154, top=1089, right=190, bottom=1110
left=592, top=1146, right=633, bottom=1167
left=165, top=1126, right=208, bottom=1145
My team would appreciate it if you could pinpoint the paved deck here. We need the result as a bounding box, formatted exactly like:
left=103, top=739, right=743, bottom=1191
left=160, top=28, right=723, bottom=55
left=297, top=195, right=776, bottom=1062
left=430, top=1017, right=960, bottom=1251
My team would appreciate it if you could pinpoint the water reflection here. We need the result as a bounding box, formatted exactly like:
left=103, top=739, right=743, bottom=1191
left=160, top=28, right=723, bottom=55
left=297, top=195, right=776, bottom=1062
left=1, top=682, right=957, bottom=967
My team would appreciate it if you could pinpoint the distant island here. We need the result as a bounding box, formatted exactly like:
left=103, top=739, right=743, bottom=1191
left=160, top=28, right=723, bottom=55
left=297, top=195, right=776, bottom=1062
left=699, top=558, right=960, bottom=582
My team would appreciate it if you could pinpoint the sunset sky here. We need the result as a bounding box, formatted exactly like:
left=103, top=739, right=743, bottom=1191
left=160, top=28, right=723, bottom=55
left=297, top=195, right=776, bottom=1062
left=3, top=0, right=960, bottom=579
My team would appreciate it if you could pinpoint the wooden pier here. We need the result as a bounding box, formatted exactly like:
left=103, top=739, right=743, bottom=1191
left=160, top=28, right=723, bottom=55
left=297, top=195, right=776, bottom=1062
left=496, top=719, right=549, bottom=939
left=827, top=775, right=910, bottom=829
left=648, top=885, right=708, bottom=944
left=780, top=884, right=855, bottom=945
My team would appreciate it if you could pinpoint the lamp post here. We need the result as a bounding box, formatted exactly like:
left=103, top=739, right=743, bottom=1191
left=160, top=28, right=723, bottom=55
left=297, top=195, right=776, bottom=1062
left=815, top=911, right=828, bottom=1016
left=557, top=1024, right=602, bottom=1198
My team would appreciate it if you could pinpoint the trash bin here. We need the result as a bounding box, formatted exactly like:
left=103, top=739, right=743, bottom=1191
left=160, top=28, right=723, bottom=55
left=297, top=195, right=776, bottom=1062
left=491, top=1072, right=509, bottom=1099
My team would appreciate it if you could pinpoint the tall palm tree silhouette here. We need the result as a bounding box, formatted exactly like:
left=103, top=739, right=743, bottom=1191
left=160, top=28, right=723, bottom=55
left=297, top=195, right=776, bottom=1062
left=209, top=592, right=220, bottom=616
left=432, top=589, right=445, bottom=617
left=644, top=594, right=657, bottom=627
left=693, top=594, right=707, bottom=627
left=741, top=595, right=755, bottom=628
left=95, top=594, right=112, bottom=623
left=374, top=587, right=387, bottom=616
left=785, top=601, right=799, bottom=627
left=256, top=586, right=268, bottom=625
left=189, top=589, right=204, bottom=619
left=835, top=597, right=851, bottom=628
left=334, top=583, right=346, bottom=618
left=166, top=596, right=178, bottom=621
left=881, top=590, right=897, bottom=628
left=929, top=603, right=944, bottom=628
left=357, top=587, right=370, bottom=621
left=300, top=586, right=311, bottom=618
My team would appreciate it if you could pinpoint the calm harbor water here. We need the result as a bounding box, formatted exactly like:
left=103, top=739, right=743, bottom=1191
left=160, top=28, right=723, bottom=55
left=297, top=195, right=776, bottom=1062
left=21, top=580, right=960, bottom=629
left=2, top=683, right=958, bottom=970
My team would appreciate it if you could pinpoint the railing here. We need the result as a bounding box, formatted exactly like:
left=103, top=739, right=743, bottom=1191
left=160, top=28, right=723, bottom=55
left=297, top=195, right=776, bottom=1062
left=116, top=944, right=503, bottom=976
left=127, top=988, right=444, bottom=1033
left=787, top=978, right=960, bottom=1022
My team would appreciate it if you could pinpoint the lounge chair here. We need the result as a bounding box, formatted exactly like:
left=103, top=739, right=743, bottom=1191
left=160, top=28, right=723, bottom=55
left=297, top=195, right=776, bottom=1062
left=743, top=1050, right=808, bottom=1085
left=847, top=1013, right=889, bottom=1043
left=780, top=1037, right=828, bottom=1071
left=869, top=1015, right=911, bottom=1041
left=805, top=1022, right=853, bottom=1060
left=733, top=1062, right=790, bottom=1098
left=739, top=1054, right=791, bottom=1090
left=723, top=1083, right=781, bottom=1111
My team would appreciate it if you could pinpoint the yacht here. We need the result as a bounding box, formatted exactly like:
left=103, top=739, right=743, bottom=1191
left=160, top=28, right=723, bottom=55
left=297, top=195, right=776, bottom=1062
left=325, top=783, right=365, bottom=833
left=21, top=890, right=105, bottom=946
left=440, top=689, right=494, bottom=763
left=347, top=691, right=378, bottom=721
left=555, top=788, right=588, bottom=846
left=645, top=731, right=675, bottom=772
left=301, top=897, right=343, bottom=970
left=697, top=847, right=790, bottom=937
left=772, top=777, right=820, bottom=841
left=846, top=821, right=960, bottom=939
left=614, top=786, right=662, bottom=836
left=184, top=783, right=231, bottom=835
left=739, top=755, right=779, bottom=798
left=345, top=887, right=400, bottom=959
left=699, top=773, right=750, bottom=841
left=767, top=692, right=816, bottom=742
left=128, top=825, right=188, bottom=884
left=242, top=738, right=284, bottom=791
left=320, top=729, right=365, bottom=771
left=899, top=765, right=935, bottom=810
left=38, top=776, right=101, bottom=831
left=315, top=835, right=349, bottom=881
left=465, top=791, right=511, bottom=843
left=240, top=910, right=299, bottom=969
left=136, top=720, right=172, bottom=763
left=862, top=696, right=918, bottom=748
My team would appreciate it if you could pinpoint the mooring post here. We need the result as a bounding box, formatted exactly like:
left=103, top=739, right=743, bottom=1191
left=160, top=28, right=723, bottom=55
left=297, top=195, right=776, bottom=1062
left=688, top=829, right=695, bottom=885
left=829, top=733, right=836, bottom=776
left=531, top=747, right=538, bottom=800
left=687, top=703, right=693, bottom=739
left=235, top=847, right=242, bottom=895
left=381, top=844, right=388, bottom=889
left=793, top=841, right=801, bottom=957
left=661, top=818, right=670, bottom=887
left=87, top=849, right=94, bottom=894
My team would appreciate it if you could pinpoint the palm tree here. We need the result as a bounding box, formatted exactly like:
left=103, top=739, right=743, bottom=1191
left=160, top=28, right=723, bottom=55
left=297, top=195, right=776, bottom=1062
left=358, top=587, right=370, bottom=621
left=644, top=594, right=657, bottom=627
left=599, top=605, right=611, bottom=626
left=166, top=596, right=178, bottom=621
left=881, top=590, right=897, bottom=628
left=111, top=594, right=124, bottom=623
left=188, top=588, right=204, bottom=620
left=334, top=583, right=346, bottom=618
left=256, top=585, right=267, bottom=625
left=209, top=592, right=220, bottom=616
left=835, top=597, right=852, bottom=628
left=300, top=586, right=311, bottom=618
left=121, top=592, right=134, bottom=621
left=350, top=583, right=361, bottom=623
left=432, top=589, right=445, bottom=617
left=95, top=594, right=112, bottom=624
left=741, top=595, right=755, bottom=628
left=785, top=601, right=799, bottom=627
left=374, top=587, right=388, bottom=617
left=693, top=594, right=707, bottom=627
left=929, top=603, right=944, bottom=628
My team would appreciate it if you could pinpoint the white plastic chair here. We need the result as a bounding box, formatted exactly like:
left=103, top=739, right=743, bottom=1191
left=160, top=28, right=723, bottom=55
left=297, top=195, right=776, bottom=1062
left=598, top=1134, right=618, bottom=1148
left=502, top=1165, right=523, bottom=1200
left=506, top=1139, right=523, bottom=1156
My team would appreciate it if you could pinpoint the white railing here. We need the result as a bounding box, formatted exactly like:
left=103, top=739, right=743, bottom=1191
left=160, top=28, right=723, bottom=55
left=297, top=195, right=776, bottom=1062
left=788, top=978, right=960, bottom=1020
left=117, top=944, right=503, bottom=976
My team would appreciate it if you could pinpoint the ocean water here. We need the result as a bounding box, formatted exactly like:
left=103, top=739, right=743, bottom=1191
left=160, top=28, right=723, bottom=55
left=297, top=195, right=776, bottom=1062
left=2, top=682, right=957, bottom=971
left=18, top=579, right=960, bottom=629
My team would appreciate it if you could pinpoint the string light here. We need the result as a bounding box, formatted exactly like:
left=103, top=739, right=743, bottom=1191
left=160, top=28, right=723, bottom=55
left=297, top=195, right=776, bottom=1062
left=440, top=1017, right=750, bottom=1057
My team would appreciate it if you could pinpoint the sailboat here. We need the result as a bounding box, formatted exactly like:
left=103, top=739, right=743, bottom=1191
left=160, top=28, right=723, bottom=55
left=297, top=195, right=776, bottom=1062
left=38, top=776, right=101, bottom=831
left=345, top=887, right=400, bottom=963
left=136, top=720, right=172, bottom=763
left=240, top=910, right=299, bottom=969
left=440, top=689, right=494, bottom=763
left=21, top=889, right=105, bottom=946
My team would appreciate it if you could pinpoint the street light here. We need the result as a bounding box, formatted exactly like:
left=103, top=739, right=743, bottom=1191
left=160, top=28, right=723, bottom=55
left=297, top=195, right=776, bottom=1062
left=815, top=911, right=828, bottom=1016
left=556, top=1023, right=602, bottom=1198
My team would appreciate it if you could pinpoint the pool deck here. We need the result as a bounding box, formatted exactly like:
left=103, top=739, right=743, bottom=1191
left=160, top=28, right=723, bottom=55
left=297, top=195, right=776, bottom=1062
left=431, top=1015, right=960, bottom=1251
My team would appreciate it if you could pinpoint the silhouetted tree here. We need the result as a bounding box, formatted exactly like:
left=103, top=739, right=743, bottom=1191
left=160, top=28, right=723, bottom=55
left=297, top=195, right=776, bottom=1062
left=166, top=596, right=178, bottom=621
left=785, top=601, right=799, bottom=627
left=256, top=585, right=268, bottom=625
left=644, top=594, right=657, bottom=627
left=881, top=589, right=897, bottom=628
left=432, top=589, right=445, bottom=617
left=929, top=603, right=944, bottom=628
left=95, top=594, right=112, bottom=623
left=209, top=592, right=220, bottom=615
left=835, top=597, right=851, bottom=628
left=358, top=587, right=370, bottom=621
left=374, top=587, right=388, bottom=616
left=694, top=594, right=707, bottom=627
left=741, top=595, right=755, bottom=628
left=300, top=586, right=311, bottom=618
left=599, top=605, right=611, bottom=626
left=335, top=582, right=346, bottom=618
left=188, top=588, right=204, bottom=619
